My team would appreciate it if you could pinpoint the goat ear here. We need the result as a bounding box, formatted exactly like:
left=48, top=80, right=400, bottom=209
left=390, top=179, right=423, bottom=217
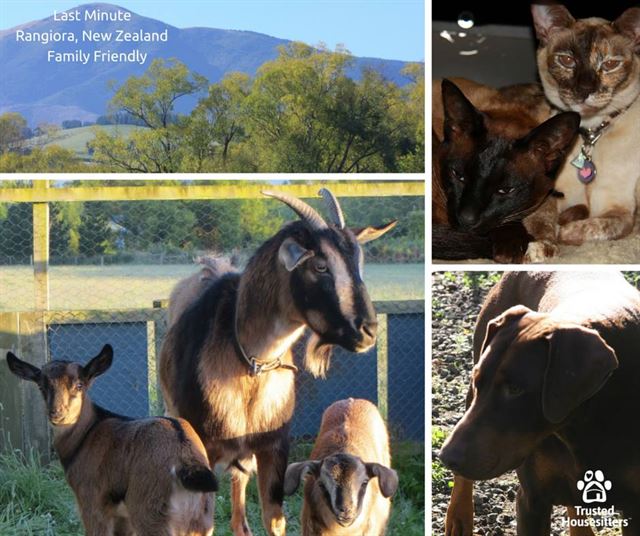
left=542, top=326, right=618, bottom=424
left=481, top=305, right=532, bottom=355
left=365, top=463, right=399, bottom=498
left=83, top=344, right=114, bottom=381
left=304, top=332, right=333, bottom=379
left=519, top=112, right=580, bottom=175
left=352, top=220, right=397, bottom=244
left=284, top=461, right=321, bottom=496
left=531, top=4, right=575, bottom=45
left=278, top=237, right=314, bottom=271
left=6, top=352, right=41, bottom=382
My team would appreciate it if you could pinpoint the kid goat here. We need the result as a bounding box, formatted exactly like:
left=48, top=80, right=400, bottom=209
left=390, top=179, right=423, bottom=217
left=7, top=344, right=217, bottom=536
left=159, top=188, right=396, bottom=536
left=284, top=398, right=399, bottom=535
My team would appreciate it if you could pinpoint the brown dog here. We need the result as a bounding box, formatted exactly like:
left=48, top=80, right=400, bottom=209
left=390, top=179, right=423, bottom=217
left=439, top=272, right=640, bottom=535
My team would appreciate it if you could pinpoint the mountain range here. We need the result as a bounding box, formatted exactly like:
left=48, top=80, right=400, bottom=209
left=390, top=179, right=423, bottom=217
left=0, top=3, right=415, bottom=126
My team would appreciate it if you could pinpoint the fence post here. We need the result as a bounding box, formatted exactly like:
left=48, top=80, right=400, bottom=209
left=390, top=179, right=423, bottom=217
left=26, top=181, right=51, bottom=458
left=376, top=313, right=388, bottom=421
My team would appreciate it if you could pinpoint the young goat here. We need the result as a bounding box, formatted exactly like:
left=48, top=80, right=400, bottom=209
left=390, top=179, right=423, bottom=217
left=284, top=399, right=399, bottom=536
left=160, top=189, right=396, bottom=536
left=6, top=344, right=217, bottom=536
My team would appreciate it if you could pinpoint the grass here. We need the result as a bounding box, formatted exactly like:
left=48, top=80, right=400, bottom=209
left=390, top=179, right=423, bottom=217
left=0, top=263, right=424, bottom=311
left=0, top=441, right=424, bottom=535
left=25, top=125, right=144, bottom=161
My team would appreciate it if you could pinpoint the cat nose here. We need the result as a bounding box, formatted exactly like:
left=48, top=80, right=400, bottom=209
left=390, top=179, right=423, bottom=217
left=458, top=208, right=478, bottom=228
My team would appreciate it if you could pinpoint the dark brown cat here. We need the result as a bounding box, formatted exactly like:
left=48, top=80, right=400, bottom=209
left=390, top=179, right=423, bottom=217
left=432, top=78, right=580, bottom=262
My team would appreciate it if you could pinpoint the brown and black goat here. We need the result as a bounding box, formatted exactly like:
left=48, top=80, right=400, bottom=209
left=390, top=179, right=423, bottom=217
left=159, top=188, right=396, bottom=536
left=284, top=398, right=398, bottom=535
left=7, top=344, right=217, bottom=536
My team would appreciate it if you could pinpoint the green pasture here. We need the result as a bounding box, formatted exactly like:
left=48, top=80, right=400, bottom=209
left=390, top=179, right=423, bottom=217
left=26, top=125, right=144, bottom=161
left=0, top=263, right=424, bottom=312
left=0, top=440, right=424, bottom=536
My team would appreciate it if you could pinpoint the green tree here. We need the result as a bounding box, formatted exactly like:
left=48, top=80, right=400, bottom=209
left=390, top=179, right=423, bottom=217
left=396, top=63, right=425, bottom=172
left=78, top=203, right=113, bottom=256
left=90, top=59, right=208, bottom=172
left=186, top=72, right=251, bottom=171
left=0, top=113, right=28, bottom=153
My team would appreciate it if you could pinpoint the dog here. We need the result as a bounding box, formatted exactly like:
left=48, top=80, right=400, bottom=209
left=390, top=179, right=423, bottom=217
left=439, top=271, right=640, bottom=535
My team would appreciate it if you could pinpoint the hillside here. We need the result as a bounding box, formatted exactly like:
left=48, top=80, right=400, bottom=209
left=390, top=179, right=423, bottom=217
left=0, top=3, right=415, bottom=125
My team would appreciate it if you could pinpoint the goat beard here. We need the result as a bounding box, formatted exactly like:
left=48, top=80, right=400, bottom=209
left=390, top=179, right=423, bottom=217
left=304, top=332, right=334, bottom=379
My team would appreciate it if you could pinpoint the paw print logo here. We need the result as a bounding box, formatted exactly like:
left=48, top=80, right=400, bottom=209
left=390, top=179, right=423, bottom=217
left=577, top=470, right=612, bottom=504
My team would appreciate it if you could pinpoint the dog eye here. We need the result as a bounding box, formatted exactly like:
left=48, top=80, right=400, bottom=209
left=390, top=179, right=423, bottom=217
left=556, top=54, right=576, bottom=69
left=497, top=187, right=515, bottom=195
left=75, top=382, right=84, bottom=391
left=602, top=59, right=621, bottom=72
left=503, top=383, right=525, bottom=398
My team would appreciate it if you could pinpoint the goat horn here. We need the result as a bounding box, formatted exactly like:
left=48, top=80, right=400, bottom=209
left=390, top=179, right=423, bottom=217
left=318, top=188, right=345, bottom=229
left=262, top=190, right=328, bottom=230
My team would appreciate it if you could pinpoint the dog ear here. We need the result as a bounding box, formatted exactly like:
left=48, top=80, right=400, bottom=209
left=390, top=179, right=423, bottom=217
left=542, top=326, right=618, bottom=424
left=481, top=305, right=533, bottom=355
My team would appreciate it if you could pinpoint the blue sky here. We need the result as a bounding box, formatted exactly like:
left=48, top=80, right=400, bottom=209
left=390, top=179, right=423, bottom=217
left=0, top=0, right=424, bottom=61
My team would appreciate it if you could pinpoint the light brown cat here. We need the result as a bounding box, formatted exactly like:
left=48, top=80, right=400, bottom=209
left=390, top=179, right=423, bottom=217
left=532, top=5, right=640, bottom=246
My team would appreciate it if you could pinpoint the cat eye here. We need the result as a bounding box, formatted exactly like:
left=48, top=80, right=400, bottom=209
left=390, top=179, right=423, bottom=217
left=555, top=54, right=576, bottom=69
left=497, top=187, right=515, bottom=195
left=601, top=58, right=622, bottom=72
left=450, top=168, right=465, bottom=183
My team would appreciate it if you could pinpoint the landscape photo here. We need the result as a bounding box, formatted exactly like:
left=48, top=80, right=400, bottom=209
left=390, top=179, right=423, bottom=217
left=0, top=1, right=425, bottom=173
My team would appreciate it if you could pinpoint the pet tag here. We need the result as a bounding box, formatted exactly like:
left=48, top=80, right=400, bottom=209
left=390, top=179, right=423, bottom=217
left=571, top=151, right=596, bottom=184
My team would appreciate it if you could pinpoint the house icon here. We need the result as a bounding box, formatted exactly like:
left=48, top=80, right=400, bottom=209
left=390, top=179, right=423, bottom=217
left=577, top=470, right=612, bottom=504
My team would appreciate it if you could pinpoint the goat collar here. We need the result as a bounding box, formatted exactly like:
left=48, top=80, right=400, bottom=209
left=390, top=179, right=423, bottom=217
left=233, top=311, right=298, bottom=376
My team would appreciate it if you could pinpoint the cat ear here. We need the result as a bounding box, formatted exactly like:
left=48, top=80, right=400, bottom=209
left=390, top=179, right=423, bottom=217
left=521, top=112, right=580, bottom=174
left=531, top=4, right=575, bottom=45
left=614, top=7, right=640, bottom=52
left=441, top=79, right=484, bottom=143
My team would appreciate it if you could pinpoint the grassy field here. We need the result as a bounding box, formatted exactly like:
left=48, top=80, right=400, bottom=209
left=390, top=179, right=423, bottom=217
left=0, top=441, right=424, bottom=535
left=26, top=125, right=144, bottom=161
left=0, top=263, right=424, bottom=311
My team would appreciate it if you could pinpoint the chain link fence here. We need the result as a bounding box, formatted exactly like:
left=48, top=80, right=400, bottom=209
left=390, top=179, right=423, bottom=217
left=0, top=180, right=424, bottom=452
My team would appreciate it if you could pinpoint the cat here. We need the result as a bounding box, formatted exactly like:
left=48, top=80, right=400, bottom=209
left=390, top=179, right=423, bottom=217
left=432, top=78, right=580, bottom=262
left=531, top=4, right=640, bottom=246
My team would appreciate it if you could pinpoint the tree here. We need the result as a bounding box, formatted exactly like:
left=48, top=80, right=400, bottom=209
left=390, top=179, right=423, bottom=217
left=0, top=113, right=28, bottom=153
left=90, top=59, right=208, bottom=172
left=396, top=63, right=425, bottom=172
left=78, top=203, right=113, bottom=256
left=186, top=72, right=251, bottom=171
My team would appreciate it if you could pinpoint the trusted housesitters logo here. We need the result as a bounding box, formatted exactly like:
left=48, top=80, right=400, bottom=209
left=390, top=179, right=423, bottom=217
left=560, top=470, right=630, bottom=530
left=577, top=470, right=611, bottom=503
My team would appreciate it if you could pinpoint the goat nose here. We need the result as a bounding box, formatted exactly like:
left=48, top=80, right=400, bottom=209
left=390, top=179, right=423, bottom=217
left=360, top=320, right=377, bottom=339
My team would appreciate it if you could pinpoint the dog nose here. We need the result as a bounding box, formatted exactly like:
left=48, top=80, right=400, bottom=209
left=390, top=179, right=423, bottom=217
left=438, top=444, right=464, bottom=474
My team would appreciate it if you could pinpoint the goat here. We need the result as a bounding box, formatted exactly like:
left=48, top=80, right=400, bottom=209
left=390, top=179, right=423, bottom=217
left=159, top=188, right=397, bottom=536
left=6, top=344, right=217, bottom=536
left=284, top=398, right=399, bottom=535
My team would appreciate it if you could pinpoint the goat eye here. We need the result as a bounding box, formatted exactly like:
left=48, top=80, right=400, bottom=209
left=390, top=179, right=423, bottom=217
left=556, top=54, right=576, bottom=69
left=361, top=480, right=369, bottom=489
left=602, top=59, right=621, bottom=72
left=497, top=187, right=515, bottom=195
left=503, top=383, right=525, bottom=398
left=313, top=261, right=328, bottom=273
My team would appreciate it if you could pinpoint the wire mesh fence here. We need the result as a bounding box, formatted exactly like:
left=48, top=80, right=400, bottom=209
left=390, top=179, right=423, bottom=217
left=0, top=180, right=424, bottom=450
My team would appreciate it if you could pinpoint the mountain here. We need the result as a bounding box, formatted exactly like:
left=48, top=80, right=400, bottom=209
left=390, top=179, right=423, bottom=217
left=0, top=3, right=415, bottom=126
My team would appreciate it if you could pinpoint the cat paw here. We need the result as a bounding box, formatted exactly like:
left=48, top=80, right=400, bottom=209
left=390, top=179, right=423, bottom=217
left=524, top=240, right=557, bottom=263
